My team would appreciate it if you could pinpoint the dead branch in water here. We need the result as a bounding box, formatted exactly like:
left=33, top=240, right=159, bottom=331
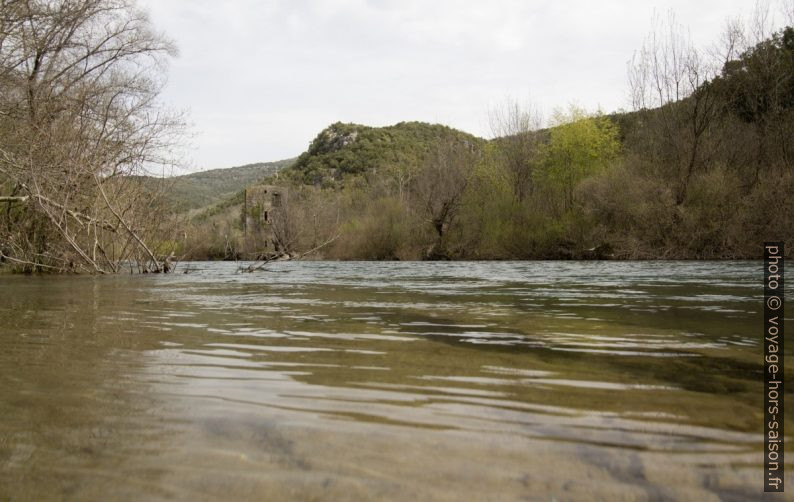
left=0, top=252, right=64, bottom=271
left=241, top=232, right=340, bottom=273
left=0, top=196, right=28, bottom=203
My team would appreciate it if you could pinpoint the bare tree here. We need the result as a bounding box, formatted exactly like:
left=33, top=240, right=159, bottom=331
left=628, top=10, right=720, bottom=204
left=697, top=1, right=794, bottom=188
left=488, top=98, right=543, bottom=203
left=412, top=134, right=479, bottom=258
left=785, top=0, right=794, bottom=26
left=0, top=0, right=184, bottom=273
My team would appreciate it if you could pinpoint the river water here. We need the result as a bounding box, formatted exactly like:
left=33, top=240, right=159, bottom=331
left=0, top=261, right=789, bottom=500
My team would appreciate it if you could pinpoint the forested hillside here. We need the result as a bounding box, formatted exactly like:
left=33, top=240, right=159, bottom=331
left=147, top=159, right=293, bottom=211
left=204, top=21, right=793, bottom=261
left=288, top=122, right=483, bottom=187
left=179, top=122, right=482, bottom=259
left=183, top=17, right=794, bottom=262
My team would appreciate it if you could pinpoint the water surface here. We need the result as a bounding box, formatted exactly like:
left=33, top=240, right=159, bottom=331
left=0, top=261, right=789, bottom=500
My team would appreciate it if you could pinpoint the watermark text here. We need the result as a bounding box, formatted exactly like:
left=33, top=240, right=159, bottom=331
left=765, top=242, right=784, bottom=492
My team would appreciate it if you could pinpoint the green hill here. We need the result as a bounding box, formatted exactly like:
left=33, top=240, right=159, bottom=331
left=285, top=121, right=484, bottom=186
left=155, top=159, right=295, bottom=210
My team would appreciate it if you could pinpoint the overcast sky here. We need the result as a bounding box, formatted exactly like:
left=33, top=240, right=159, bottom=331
left=136, top=0, right=784, bottom=172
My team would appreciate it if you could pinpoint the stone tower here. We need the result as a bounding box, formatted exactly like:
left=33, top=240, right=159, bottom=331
left=242, top=185, right=286, bottom=258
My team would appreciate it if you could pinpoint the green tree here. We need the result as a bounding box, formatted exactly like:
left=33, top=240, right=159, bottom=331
left=543, top=106, right=621, bottom=212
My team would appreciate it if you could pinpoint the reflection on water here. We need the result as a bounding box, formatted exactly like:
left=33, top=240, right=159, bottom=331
left=0, top=261, right=790, bottom=500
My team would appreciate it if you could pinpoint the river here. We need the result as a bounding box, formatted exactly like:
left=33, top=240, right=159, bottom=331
left=0, top=261, right=789, bottom=500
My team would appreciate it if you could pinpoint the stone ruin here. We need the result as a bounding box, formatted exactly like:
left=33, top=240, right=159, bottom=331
left=242, top=185, right=286, bottom=258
